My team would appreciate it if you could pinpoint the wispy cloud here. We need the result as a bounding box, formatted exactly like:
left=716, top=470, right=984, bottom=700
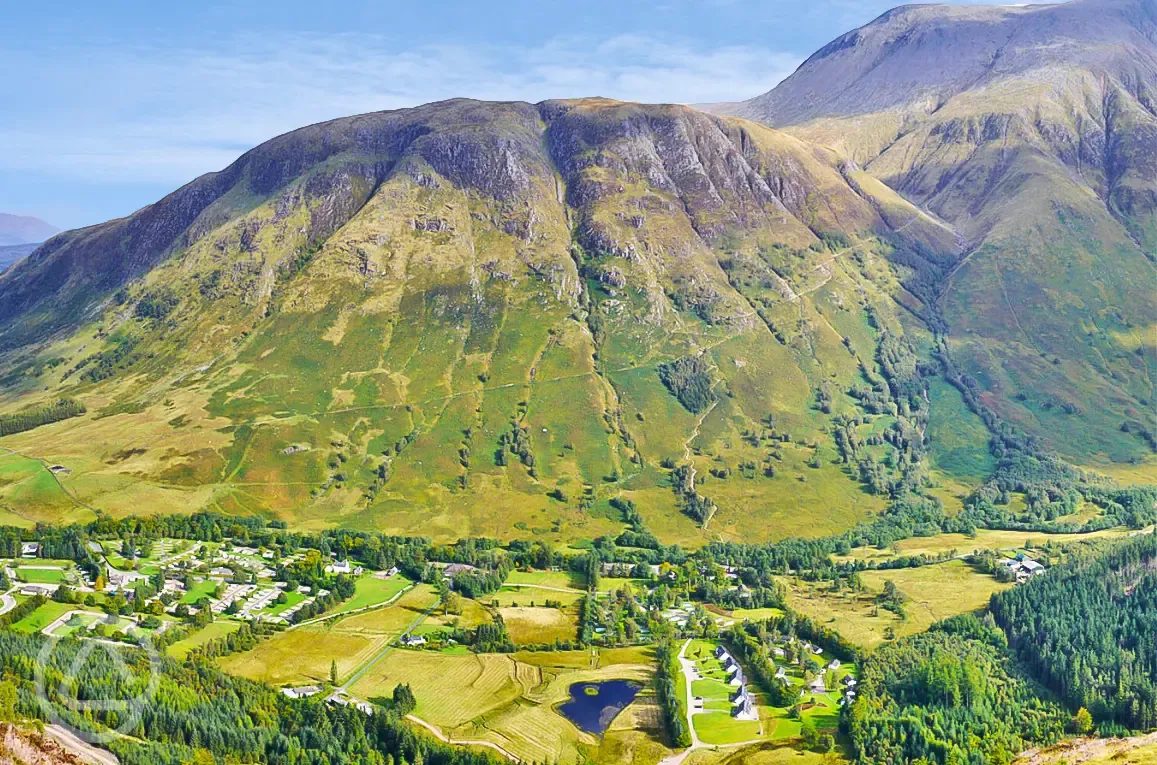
left=0, top=33, right=799, bottom=187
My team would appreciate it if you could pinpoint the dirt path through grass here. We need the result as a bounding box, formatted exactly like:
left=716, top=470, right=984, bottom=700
left=405, top=714, right=521, bottom=762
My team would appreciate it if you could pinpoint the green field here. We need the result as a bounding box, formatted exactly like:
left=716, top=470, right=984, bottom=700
left=180, top=579, right=219, bottom=605
left=167, top=620, right=242, bottom=660
left=506, top=570, right=585, bottom=590
left=693, top=712, right=762, bottom=745
left=15, top=567, right=68, bottom=584
left=329, top=574, right=412, bottom=615
left=9, top=601, right=76, bottom=634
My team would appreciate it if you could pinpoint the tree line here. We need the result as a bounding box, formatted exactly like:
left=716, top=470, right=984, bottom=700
left=0, top=398, right=85, bottom=437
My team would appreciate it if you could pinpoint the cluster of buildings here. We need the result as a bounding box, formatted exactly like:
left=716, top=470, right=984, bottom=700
left=1000, top=554, right=1047, bottom=582
left=280, top=686, right=374, bottom=716
left=714, top=646, right=758, bottom=721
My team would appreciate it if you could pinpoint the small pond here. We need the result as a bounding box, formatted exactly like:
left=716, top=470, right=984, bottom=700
left=557, top=679, right=641, bottom=735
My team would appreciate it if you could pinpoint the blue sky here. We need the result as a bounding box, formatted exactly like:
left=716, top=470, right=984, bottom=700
left=3, top=0, right=1046, bottom=230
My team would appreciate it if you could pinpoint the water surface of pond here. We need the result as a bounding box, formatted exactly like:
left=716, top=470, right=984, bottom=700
left=558, top=679, right=641, bottom=734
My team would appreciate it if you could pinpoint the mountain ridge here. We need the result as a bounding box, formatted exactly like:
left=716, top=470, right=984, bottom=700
left=0, top=97, right=965, bottom=541
left=711, top=0, right=1157, bottom=467
left=0, top=1, right=1152, bottom=542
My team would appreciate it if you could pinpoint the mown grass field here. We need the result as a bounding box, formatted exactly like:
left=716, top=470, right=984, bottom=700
left=329, top=574, right=412, bottom=615
left=1014, top=737, right=1157, bottom=765
left=219, top=584, right=438, bottom=686
left=349, top=646, right=655, bottom=764
left=15, top=567, right=68, bottom=584
left=166, top=620, right=242, bottom=659
left=500, top=605, right=579, bottom=645
left=833, top=526, right=1140, bottom=564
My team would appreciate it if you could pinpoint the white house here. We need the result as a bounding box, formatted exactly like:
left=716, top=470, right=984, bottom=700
left=282, top=686, right=322, bottom=699
left=400, top=634, right=426, bottom=647
left=734, top=695, right=757, bottom=721
left=20, top=542, right=40, bottom=558
left=326, top=560, right=353, bottom=575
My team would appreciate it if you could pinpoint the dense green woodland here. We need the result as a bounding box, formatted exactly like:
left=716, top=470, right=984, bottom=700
left=0, top=632, right=503, bottom=765
left=991, top=532, right=1157, bottom=731
left=846, top=615, right=1067, bottom=765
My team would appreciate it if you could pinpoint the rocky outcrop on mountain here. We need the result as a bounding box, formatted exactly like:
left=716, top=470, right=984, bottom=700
left=0, top=98, right=942, bottom=351
left=0, top=243, right=36, bottom=273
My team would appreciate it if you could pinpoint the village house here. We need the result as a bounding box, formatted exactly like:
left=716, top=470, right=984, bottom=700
left=400, top=634, right=426, bottom=647
left=106, top=568, right=148, bottom=588
left=20, top=542, right=40, bottom=558
left=326, top=559, right=353, bottom=575
left=1000, top=556, right=1047, bottom=581
left=441, top=563, right=477, bottom=578
left=282, top=686, right=322, bottom=699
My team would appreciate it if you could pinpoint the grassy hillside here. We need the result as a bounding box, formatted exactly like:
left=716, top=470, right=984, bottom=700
left=0, top=95, right=1149, bottom=544
left=717, top=0, right=1157, bottom=472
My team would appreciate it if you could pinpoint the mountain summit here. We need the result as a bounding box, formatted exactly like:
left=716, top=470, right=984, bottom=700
left=713, top=0, right=1157, bottom=466
left=725, top=0, right=1157, bottom=127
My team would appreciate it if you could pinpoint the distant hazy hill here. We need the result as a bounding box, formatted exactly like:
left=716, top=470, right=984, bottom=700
left=0, top=243, right=38, bottom=273
left=712, top=0, right=1157, bottom=464
left=0, top=213, right=59, bottom=246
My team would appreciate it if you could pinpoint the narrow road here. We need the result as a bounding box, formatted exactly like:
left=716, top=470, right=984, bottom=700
left=658, top=640, right=769, bottom=765
left=289, top=582, right=416, bottom=630
left=405, top=714, right=521, bottom=762
left=44, top=724, right=120, bottom=765
left=338, top=596, right=441, bottom=692
left=0, top=588, right=16, bottom=616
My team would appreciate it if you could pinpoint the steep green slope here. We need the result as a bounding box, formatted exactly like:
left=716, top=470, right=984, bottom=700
left=0, top=98, right=962, bottom=544
left=715, top=0, right=1157, bottom=469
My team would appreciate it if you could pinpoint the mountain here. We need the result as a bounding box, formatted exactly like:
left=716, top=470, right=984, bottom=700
left=0, top=213, right=59, bottom=246
left=0, top=0, right=1153, bottom=544
left=0, top=243, right=38, bottom=273
left=0, top=98, right=961, bottom=541
left=712, top=0, right=1157, bottom=467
